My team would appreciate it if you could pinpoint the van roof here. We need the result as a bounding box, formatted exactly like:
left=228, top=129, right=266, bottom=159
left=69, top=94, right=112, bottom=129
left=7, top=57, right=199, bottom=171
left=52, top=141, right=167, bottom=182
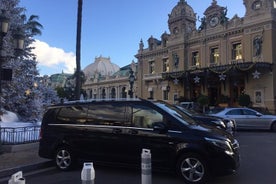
left=50, top=98, right=143, bottom=107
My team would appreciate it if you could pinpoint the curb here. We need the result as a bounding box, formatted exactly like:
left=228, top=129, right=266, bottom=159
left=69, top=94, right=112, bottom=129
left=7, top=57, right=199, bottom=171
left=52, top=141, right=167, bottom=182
left=0, top=160, right=54, bottom=179
left=1, top=142, right=39, bottom=153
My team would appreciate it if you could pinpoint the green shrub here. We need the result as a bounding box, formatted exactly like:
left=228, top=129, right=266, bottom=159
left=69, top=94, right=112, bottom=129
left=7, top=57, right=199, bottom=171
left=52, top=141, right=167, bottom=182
left=197, top=95, right=209, bottom=113
left=197, top=95, right=209, bottom=106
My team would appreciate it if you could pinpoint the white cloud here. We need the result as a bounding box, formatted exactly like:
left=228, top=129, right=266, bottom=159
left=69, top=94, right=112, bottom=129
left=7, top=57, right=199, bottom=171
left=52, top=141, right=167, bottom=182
left=30, top=39, right=76, bottom=74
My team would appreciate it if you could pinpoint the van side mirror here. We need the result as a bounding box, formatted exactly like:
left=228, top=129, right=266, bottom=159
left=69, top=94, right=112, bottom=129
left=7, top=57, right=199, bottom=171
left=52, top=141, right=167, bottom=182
left=153, top=122, right=167, bottom=134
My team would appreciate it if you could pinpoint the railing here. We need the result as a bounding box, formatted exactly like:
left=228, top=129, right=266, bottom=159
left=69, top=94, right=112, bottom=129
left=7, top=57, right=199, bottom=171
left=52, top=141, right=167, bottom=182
left=0, top=125, right=40, bottom=145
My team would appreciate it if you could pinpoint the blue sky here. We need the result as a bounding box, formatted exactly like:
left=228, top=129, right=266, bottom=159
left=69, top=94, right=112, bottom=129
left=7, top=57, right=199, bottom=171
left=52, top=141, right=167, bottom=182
left=19, top=0, right=245, bottom=75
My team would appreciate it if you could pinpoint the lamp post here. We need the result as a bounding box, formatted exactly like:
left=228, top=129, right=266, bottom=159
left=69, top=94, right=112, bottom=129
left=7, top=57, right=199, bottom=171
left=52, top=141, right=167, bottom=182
left=0, top=10, right=10, bottom=114
left=0, top=14, right=25, bottom=114
left=0, top=10, right=25, bottom=153
left=0, top=10, right=9, bottom=154
left=128, top=69, right=135, bottom=98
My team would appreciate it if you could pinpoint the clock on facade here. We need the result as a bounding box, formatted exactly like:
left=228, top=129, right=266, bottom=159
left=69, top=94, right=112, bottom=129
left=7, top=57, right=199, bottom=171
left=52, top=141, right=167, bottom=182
left=209, top=16, right=219, bottom=27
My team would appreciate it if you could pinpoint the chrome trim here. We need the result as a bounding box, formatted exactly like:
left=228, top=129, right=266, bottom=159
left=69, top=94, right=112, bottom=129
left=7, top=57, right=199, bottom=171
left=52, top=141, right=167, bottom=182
left=48, top=123, right=183, bottom=134
left=48, top=123, right=153, bottom=131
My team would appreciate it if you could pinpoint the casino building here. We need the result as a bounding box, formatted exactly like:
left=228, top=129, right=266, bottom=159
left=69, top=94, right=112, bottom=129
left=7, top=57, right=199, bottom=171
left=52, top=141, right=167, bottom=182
left=135, top=0, right=276, bottom=112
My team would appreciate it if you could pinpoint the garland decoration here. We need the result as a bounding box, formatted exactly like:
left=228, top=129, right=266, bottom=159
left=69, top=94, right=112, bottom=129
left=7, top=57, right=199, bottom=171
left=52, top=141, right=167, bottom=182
left=235, top=62, right=255, bottom=71
left=209, top=65, right=232, bottom=74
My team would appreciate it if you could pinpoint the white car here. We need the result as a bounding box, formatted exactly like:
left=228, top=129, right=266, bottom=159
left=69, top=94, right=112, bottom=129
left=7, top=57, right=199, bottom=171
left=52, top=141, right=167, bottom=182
left=208, top=107, right=276, bottom=131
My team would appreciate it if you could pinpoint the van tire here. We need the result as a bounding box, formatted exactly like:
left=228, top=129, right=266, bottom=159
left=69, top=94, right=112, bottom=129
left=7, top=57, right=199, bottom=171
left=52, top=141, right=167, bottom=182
left=55, top=146, right=75, bottom=171
left=176, top=153, right=208, bottom=184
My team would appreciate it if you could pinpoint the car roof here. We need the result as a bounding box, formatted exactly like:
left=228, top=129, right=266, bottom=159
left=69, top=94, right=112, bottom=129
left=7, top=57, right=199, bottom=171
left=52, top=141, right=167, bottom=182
left=208, top=107, right=256, bottom=114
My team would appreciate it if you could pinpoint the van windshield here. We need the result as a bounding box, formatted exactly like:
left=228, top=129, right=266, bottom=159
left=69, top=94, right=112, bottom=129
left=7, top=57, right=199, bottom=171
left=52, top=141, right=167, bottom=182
left=154, top=101, right=197, bottom=126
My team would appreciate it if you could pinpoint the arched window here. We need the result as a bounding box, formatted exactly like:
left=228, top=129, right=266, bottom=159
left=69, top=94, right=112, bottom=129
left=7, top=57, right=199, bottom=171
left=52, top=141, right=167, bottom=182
left=111, top=88, right=116, bottom=98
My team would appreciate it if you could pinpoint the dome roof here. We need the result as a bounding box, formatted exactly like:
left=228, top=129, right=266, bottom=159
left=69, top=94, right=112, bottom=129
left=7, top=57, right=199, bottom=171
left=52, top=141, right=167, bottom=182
left=168, top=0, right=196, bottom=21
left=83, top=56, right=120, bottom=78
left=112, top=64, right=132, bottom=77
left=50, top=73, right=71, bottom=83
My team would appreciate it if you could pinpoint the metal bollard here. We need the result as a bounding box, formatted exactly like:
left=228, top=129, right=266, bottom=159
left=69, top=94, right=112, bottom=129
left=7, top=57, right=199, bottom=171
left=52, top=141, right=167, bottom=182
left=81, top=162, right=95, bottom=184
left=141, top=149, right=151, bottom=184
left=8, top=171, right=25, bottom=184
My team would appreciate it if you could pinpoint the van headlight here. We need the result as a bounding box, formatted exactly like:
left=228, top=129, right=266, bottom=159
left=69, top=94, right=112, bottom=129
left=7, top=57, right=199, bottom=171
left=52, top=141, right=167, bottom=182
left=205, top=137, right=234, bottom=155
left=224, top=119, right=236, bottom=129
left=212, top=120, right=226, bottom=128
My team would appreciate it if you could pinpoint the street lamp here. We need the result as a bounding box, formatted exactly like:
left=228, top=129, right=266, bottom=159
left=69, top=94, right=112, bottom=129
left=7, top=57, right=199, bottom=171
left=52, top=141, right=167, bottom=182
left=0, top=12, right=9, bottom=34
left=13, top=31, right=25, bottom=53
left=0, top=10, right=10, bottom=113
left=0, top=10, right=25, bottom=153
left=0, top=10, right=25, bottom=113
left=0, top=9, right=9, bottom=154
left=128, top=69, right=135, bottom=98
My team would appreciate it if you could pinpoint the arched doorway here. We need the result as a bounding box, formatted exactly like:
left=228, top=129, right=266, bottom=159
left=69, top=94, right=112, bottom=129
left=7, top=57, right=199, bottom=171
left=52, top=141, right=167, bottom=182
left=121, top=87, right=127, bottom=98
left=111, top=88, right=116, bottom=98
left=101, top=89, right=106, bottom=99
left=230, top=78, right=245, bottom=106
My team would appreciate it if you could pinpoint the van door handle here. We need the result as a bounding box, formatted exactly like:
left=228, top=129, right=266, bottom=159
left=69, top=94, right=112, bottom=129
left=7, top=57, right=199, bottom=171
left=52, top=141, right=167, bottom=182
left=112, top=128, right=122, bottom=134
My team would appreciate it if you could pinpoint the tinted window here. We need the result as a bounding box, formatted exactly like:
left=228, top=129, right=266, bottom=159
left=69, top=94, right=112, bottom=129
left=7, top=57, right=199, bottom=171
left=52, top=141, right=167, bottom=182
left=56, top=105, right=88, bottom=124
left=154, top=101, right=197, bottom=125
left=87, top=103, right=130, bottom=126
left=42, top=108, right=59, bottom=124
left=226, top=109, right=242, bottom=115
left=131, top=104, right=163, bottom=128
left=243, top=109, right=256, bottom=115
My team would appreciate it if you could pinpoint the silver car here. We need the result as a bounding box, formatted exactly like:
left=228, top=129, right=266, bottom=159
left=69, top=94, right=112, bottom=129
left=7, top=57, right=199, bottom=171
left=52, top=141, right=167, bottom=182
left=208, top=107, right=276, bottom=131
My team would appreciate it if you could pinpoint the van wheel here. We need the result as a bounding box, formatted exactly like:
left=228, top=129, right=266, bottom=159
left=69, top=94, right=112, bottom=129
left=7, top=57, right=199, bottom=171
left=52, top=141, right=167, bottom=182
left=176, top=153, right=208, bottom=184
left=55, top=147, right=75, bottom=171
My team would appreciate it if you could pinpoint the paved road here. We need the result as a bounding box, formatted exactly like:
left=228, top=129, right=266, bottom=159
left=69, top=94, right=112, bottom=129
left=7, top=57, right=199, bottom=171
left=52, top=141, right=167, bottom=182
left=2, top=131, right=276, bottom=184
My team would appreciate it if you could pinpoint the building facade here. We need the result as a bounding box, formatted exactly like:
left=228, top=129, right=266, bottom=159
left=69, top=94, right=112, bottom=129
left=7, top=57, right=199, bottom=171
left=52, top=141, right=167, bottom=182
left=135, top=0, right=276, bottom=112
left=82, top=56, right=137, bottom=99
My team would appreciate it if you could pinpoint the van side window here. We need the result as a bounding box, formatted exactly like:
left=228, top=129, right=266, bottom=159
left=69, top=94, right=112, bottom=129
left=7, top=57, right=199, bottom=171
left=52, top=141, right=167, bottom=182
left=56, top=105, right=88, bottom=124
left=87, top=103, right=130, bottom=126
left=131, top=105, right=163, bottom=128
left=42, top=108, right=59, bottom=124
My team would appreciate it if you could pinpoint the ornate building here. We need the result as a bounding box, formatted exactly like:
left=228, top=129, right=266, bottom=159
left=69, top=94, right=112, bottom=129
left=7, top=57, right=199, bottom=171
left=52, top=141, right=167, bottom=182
left=135, top=0, right=276, bottom=112
left=82, top=56, right=137, bottom=99
left=48, top=72, right=72, bottom=89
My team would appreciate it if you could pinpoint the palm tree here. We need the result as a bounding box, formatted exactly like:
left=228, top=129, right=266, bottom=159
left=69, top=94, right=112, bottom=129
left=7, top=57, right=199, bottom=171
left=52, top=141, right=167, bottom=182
left=75, top=0, right=83, bottom=100
left=23, top=15, right=43, bottom=36
left=25, top=15, right=43, bottom=35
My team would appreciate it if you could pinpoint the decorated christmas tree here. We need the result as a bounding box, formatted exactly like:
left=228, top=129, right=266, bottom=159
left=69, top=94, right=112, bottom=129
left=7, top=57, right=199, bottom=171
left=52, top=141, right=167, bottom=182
left=0, top=0, right=59, bottom=122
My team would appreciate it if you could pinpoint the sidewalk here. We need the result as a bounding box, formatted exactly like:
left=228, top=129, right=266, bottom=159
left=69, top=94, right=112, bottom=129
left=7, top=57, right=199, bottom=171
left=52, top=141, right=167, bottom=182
left=0, top=142, right=52, bottom=178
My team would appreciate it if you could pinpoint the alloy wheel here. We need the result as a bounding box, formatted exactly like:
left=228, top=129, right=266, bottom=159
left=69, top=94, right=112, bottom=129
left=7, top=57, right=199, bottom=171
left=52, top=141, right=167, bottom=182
left=179, top=157, right=205, bottom=183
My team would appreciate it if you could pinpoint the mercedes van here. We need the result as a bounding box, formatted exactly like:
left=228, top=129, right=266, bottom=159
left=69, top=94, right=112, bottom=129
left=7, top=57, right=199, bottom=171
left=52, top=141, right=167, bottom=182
left=39, top=98, right=240, bottom=184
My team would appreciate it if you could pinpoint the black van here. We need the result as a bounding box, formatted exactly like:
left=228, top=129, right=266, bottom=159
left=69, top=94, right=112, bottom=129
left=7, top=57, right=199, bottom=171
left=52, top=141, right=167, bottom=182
left=39, top=98, right=240, bottom=184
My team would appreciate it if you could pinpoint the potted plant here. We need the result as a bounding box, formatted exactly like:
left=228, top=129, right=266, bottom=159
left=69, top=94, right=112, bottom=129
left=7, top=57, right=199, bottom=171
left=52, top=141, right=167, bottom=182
left=197, top=95, right=209, bottom=113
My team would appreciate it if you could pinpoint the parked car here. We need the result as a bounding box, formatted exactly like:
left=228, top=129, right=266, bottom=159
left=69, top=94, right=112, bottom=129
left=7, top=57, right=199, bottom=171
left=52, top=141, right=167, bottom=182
left=179, top=101, right=194, bottom=109
left=39, top=98, right=240, bottom=184
left=208, top=107, right=276, bottom=131
left=175, top=105, right=236, bottom=134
